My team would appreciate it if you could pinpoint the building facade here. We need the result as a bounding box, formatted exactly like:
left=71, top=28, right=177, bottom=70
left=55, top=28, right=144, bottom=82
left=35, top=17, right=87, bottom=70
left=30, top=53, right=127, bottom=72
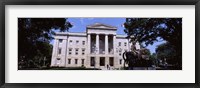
left=51, top=23, right=140, bottom=70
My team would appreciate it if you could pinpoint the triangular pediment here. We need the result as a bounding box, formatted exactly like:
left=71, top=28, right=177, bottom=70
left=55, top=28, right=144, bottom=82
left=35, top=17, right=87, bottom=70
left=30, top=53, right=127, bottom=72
left=87, top=23, right=117, bottom=30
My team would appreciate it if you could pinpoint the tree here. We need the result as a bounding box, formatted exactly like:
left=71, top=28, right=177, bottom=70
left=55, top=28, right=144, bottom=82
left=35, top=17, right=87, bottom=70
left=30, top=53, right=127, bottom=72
left=149, top=53, right=157, bottom=66
left=156, top=42, right=176, bottom=65
left=18, top=18, right=72, bottom=69
left=123, top=18, right=182, bottom=67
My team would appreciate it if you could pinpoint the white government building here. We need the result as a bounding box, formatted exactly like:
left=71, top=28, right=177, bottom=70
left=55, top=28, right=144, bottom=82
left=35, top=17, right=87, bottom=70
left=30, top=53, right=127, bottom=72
left=51, top=23, right=140, bottom=70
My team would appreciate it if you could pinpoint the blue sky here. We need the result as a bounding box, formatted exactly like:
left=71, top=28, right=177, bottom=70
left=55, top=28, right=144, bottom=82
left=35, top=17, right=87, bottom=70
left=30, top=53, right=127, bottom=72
left=52, top=18, right=165, bottom=54
left=67, top=18, right=125, bottom=34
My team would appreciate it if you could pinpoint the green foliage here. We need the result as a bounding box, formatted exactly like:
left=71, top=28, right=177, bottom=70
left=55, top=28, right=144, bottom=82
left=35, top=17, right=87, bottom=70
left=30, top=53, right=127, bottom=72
left=149, top=53, right=157, bottom=66
left=149, top=53, right=156, bottom=60
left=124, top=18, right=182, bottom=47
left=156, top=42, right=177, bottom=65
left=18, top=18, right=72, bottom=69
left=124, top=18, right=182, bottom=67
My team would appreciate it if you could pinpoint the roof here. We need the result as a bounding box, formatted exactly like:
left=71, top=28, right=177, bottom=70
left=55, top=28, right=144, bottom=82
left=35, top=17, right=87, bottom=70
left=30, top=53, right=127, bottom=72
left=86, top=23, right=117, bottom=30
left=55, top=32, right=87, bottom=37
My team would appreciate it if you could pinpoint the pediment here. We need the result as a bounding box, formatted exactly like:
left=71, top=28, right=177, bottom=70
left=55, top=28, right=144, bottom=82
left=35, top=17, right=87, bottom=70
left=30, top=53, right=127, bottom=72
left=87, top=23, right=117, bottom=30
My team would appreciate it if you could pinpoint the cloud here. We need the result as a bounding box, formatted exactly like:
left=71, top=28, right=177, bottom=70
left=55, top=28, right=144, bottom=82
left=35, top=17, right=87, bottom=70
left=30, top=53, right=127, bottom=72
left=80, top=18, right=95, bottom=25
left=80, top=18, right=85, bottom=24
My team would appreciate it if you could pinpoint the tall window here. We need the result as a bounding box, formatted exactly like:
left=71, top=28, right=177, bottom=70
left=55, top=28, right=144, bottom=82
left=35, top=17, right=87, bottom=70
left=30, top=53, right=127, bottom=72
left=68, top=48, right=72, bottom=55
left=81, top=59, right=85, bottom=65
left=109, top=57, right=114, bottom=66
left=75, top=59, right=78, bottom=64
left=90, top=57, right=95, bottom=66
left=82, top=41, right=85, bottom=45
left=119, top=59, right=122, bottom=65
left=119, top=48, right=122, bottom=56
left=75, top=48, right=79, bottom=55
left=124, top=42, right=127, bottom=46
left=68, top=59, right=71, bottom=64
left=82, top=48, right=85, bottom=55
left=58, top=48, right=62, bottom=55
left=100, top=57, right=105, bottom=66
left=119, top=42, right=121, bottom=46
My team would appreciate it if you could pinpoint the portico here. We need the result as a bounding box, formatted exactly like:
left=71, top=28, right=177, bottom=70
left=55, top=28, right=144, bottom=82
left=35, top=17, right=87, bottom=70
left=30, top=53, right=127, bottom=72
left=88, top=33, right=115, bottom=55
left=86, top=23, right=117, bottom=69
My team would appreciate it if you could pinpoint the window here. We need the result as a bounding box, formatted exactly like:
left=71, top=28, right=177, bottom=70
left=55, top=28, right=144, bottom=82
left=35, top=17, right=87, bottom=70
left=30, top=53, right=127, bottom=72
left=124, top=42, right=127, bottom=46
left=119, top=53, right=121, bottom=56
left=82, top=41, right=85, bottom=45
left=90, top=57, right=95, bottom=66
left=59, top=39, right=63, bottom=43
left=69, top=40, right=73, bottom=45
left=109, top=57, right=114, bottom=66
left=68, top=59, right=71, bottom=64
left=75, top=48, right=79, bottom=55
left=119, top=42, right=121, bottom=46
left=81, top=59, right=85, bottom=65
left=76, top=40, right=79, bottom=44
left=56, top=58, right=60, bottom=65
left=68, top=48, right=72, bottom=55
left=75, top=59, right=78, bottom=64
left=58, top=48, right=62, bottom=54
left=100, top=57, right=105, bottom=66
left=119, top=59, right=122, bottom=65
left=69, top=48, right=72, bottom=51
left=124, top=49, right=127, bottom=52
left=82, top=48, right=85, bottom=55
left=119, top=48, right=122, bottom=52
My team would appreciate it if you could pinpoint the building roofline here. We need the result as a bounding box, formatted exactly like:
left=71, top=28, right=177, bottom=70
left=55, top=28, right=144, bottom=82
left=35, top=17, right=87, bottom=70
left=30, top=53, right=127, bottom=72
left=86, top=23, right=117, bottom=30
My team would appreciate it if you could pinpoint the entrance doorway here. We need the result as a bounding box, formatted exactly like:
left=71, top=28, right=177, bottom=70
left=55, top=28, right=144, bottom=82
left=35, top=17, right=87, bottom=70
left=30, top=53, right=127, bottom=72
left=90, top=57, right=95, bottom=66
left=100, top=57, right=105, bottom=66
left=109, top=57, right=114, bottom=66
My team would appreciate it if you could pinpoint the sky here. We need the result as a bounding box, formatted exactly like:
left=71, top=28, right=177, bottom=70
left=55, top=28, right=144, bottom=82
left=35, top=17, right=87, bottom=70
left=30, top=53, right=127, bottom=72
left=52, top=18, right=165, bottom=54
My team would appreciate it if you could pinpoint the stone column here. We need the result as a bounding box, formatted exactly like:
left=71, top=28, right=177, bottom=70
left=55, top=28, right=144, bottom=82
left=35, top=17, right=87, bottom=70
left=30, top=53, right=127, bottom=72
left=113, top=35, right=116, bottom=54
left=87, top=34, right=91, bottom=54
left=105, top=34, right=108, bottom=54
left=96, top=34, right=99, bottom=54
left=87, top=34, right=91, bottom=68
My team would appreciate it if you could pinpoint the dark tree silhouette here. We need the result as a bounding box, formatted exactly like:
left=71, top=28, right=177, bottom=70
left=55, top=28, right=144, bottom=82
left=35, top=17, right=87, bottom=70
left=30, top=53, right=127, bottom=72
left=156, top=42, right=176, bottom=65
left=123, top=18, right=182, bottom=68
left=18, top=18, right=72, bottom=69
